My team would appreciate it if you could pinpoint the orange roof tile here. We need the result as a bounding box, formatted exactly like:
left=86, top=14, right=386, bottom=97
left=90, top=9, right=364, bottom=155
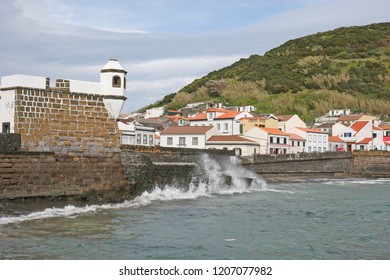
left=260, top=127, right=289, bottom=136
left=350, top=121, right=370, bottom=132
left=357, top=138, right=372, bottom=144
left=380, top=125, right=390, bottom=130
left=286, top=133, right=306, bottom=141
left=189, top=112, right=207, bottom=121
left=215, top=111, right=241, bottom=119
left=296, top=127, right=326, bottom=134
left=337, top=114, right=363, bottom=122
left=277, top=115, right=294, bottom=121
left=160, top=126, right=214, bottom=135
left=329, top=136, right=344, bottom=143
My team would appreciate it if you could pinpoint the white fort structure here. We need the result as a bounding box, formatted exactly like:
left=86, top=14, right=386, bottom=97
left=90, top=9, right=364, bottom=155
left=0, top=59, right=127, bottom=133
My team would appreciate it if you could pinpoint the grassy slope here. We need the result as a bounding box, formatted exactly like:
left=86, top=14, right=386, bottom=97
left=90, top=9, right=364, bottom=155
left=146, top=23, right=390, bottom=122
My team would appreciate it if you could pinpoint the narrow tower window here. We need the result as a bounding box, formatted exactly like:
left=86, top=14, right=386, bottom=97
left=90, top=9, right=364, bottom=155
left=112, top=75, right=121, bottom=88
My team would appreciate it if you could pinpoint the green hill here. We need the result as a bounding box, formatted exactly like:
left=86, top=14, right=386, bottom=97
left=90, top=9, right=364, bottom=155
left=147, top=23, right=390, bottom=122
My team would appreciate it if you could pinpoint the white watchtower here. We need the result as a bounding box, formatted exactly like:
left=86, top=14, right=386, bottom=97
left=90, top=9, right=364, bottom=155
left=100, top=59, right=127, bottom=118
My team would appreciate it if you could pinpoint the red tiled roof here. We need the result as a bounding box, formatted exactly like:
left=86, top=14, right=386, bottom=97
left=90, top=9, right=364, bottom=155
left=215, top=111, right=241, bottom=119
left=277, top=115, right=294, bottom=121
left=160, top=126, right=214, bottom=135
left=207, top=135, right=256, bottom=143
left=286, top=133, right=305, bottom=141
left=337, top=114, right=364, bottom=122
left=189, top=112, right=207, bottom=121
left=357, top=138, right=372, bottom=144
left=260, top=127, right=289, bottom=136
left=380, top=125, right=390, bottom=130
left=350, top=121, right=370, bottom=132
left=296, top=127, right=326, bottom=134
left=329, top=136, right=344, bottom=143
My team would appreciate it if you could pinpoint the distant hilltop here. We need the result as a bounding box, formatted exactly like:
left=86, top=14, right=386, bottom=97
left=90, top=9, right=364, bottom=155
left=144, top=23, right=390, bottom=122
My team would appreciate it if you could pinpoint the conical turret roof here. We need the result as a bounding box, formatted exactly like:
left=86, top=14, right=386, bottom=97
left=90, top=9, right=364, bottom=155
left=101, top=59, right=127, bottom=74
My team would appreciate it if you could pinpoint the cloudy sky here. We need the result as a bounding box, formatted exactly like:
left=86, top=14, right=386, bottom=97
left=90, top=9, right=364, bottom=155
left=1, top=0, right=389, bottom=112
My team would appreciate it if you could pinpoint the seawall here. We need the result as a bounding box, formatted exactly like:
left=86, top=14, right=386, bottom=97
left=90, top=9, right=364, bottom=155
left=1, top=146, right=390, bottom=202
left=120, top=145, right=234, bottom=196
left=0, top=151, right=130, bottom=202
left=242, top=151, right=390, bottom=182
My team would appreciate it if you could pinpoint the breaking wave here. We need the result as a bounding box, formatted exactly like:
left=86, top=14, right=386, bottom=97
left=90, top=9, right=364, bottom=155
left=0, top=154, right=268, bottom=225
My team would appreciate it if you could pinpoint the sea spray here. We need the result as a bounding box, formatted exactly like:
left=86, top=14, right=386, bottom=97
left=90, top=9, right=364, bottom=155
left=0, top=154, right=267, bottom=225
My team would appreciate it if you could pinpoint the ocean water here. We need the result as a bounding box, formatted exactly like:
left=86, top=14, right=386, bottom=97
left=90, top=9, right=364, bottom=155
left=0, top=156, right=389, bottom=260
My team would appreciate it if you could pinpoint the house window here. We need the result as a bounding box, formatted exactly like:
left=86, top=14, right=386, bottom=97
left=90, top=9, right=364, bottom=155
left=270, top=137, right=274, bottom=144
left=308, top=135, right=312, bottom=142
left=292, top=141, right=295, bottom=146
left=313, top=135, right=317, bottom=142
left=179, top=137, right=186, bottom=147
left=224, top=123, right=228, bottom=131
left=192, top=137, right=198, bottom=146
left=136, top=134, right=141, bottom=144
left=2, top=122, right=10, bottom=133
left=283, top=138, right=287, bottom=144
left=143, top=135, right=147, bottom=145
left=318, top=136, right=322, bottom=143
left=360, top=145, right=364, bottom=151
left=308, top=147, right=312, bottom=153
left=217, top=124, right=220, bottom=130
left=323, top=135, right=326, bottom=142
left=323, top=147, right=326, bottom=152
left=167, top=137, right=173, bottom=145
left=344, top=132, right=352, bottom=137
left=112, top=75, right=121, bottom=88
left=149, top=135, right=153, bottom=145
left=276, top=137, right=280, bottom=144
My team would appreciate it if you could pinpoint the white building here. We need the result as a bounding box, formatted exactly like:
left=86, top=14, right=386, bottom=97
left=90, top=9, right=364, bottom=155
left=160, top=126, right=217, bottom=149
left=244, top=127, right=290, bottom=155
left=286, top=133, right=306, bottom=154
left=118, top=119, right=155, bottom=146
left=277, top=115, right=306, bottom=132
left=145, top=106, right=165, bottom=119
left=206, top=135, right=260, bottom=156
left=189, top=108, right=253, bottom=135
left=0, top=59, right=127, bottom=133
left=289, top=127, right=328, bottom=153
left=328, top=136, right=347, bottom=152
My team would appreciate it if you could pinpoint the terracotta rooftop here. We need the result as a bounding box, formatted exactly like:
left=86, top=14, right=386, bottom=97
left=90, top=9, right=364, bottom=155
left=286, top=133, right=306, bottom=141
left=260, top=127, right=289, bottom=136
left=207, top=135, right=256, bottom=143
left=337, top=114, right=364, bottom=122
left=160, top=126, right=214, bottom=135
left=350, top=121, right=370, bottom=132
left=329, top=136, right=344, bottom=143
left=380, top=125, right=390, bottom=130
left=277, top=115, right=294, bottom=121
left=215, top=111, right=242, bottom=119
left=296, top=127, right=327, bottom=134
left=357, top=138, right=372, bottom=144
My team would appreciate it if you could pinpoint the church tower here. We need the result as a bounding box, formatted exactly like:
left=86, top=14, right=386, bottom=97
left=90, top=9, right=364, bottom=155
left=100, top=59, right=127, bottom=118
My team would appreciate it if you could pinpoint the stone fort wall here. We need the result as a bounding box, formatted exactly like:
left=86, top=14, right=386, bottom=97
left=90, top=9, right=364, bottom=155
left=0, top=86, right=130, bottom=202
left=12, top=87, right=121, bottom=156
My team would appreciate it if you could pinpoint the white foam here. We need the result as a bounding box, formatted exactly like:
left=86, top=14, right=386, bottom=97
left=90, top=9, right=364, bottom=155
left=0, top=154, right=268, bottom=225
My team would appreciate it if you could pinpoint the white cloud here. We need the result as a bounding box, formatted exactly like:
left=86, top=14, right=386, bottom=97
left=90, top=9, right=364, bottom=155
left=1, top=0, right=390, bottom=114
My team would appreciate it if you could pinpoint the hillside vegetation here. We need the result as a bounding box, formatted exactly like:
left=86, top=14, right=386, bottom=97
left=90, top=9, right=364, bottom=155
left=146, top=23, right=390, bottom=122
